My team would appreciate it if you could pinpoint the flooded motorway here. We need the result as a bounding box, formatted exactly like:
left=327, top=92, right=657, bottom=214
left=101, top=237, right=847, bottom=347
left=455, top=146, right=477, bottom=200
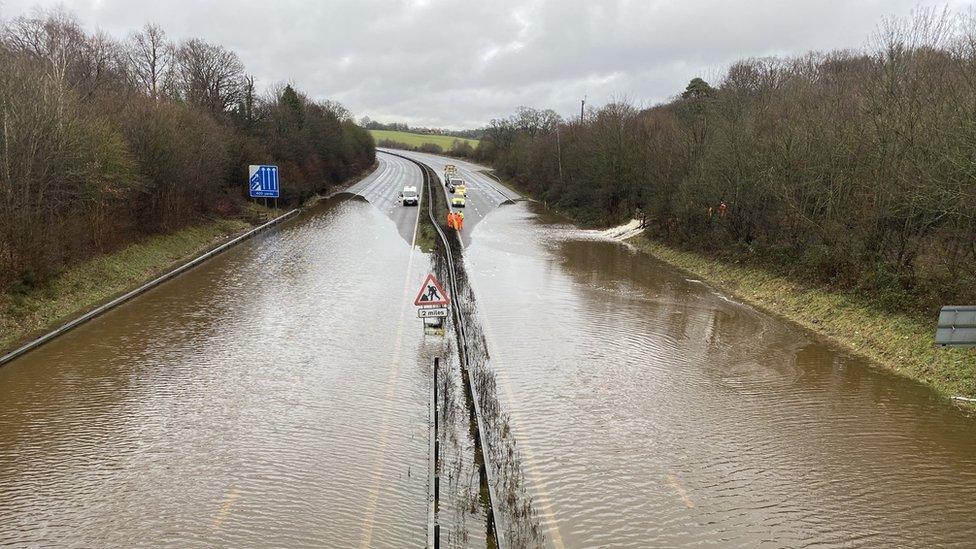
left=1, top=152, right=976, bottom=548
left=0, top=196, right=433, bottom=547
left=466, top=202, right=976, bottom=547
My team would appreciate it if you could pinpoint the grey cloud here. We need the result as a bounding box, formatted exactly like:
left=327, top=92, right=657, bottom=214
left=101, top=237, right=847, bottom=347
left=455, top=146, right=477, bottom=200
left=1, top=0, right=971, bottom=128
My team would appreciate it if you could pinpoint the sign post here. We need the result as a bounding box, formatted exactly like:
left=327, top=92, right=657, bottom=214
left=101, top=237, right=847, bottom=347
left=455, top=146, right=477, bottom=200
left=415, top=274, right=450, bottom=334
left=249, top=165, right=280, bottom=216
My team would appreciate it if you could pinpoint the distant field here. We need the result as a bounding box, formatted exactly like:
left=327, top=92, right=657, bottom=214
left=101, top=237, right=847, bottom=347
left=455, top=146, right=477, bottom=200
left=370, top=129, right=480, bottom=150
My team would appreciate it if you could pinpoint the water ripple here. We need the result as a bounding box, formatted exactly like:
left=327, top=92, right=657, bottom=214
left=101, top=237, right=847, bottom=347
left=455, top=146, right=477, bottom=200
left=467, top=203, right=976, bottom=548
left=0, top=198, right=430, bottom=547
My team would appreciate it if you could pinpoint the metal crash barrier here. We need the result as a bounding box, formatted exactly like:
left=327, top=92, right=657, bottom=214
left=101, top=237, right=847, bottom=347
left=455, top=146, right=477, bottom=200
left=936, top=306, right=976, bottom=348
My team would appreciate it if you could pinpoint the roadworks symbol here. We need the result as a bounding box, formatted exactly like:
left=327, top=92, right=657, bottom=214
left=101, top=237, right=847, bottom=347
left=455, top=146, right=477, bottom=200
left=414, top=274, right=450, bottom=306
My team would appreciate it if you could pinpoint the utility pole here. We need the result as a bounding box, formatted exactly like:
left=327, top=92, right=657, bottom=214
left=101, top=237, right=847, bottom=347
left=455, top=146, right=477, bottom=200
left=556, top=125, right=564, bottom=184
left=580, top=95, right=586, bottom=124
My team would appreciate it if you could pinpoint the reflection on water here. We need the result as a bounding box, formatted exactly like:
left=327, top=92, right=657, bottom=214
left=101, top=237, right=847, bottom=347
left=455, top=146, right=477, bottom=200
left=467, top=203, right=976, bottom=548
left=0, top=198, right=430, bottom=547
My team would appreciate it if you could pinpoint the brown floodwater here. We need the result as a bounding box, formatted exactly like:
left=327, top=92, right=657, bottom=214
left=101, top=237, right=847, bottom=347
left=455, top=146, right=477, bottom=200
left=466, top=202, right=976, bottom=548
left=3, top=186, right=975, bottom=548
left=0, top=197, right=435, bottom=547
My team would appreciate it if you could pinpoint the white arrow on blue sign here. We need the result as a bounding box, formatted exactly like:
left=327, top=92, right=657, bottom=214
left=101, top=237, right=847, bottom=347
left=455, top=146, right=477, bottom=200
left=248, top=165, right=280, bottom=198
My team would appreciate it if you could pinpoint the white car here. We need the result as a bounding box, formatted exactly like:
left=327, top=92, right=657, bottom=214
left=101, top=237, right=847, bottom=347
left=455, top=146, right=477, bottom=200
left=401, top=186, right=419, bottom=206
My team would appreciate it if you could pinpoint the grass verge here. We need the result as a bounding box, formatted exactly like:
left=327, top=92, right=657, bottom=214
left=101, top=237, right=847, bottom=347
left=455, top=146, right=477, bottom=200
left=0, top=217, right=254, bottom=354
left=628, top=235, right=976, bottom=402
left=416, top=217, right=437, bottom=253
left=417, top=166, right=447, bottom=254
left=0, top=162, right=383, bottom=358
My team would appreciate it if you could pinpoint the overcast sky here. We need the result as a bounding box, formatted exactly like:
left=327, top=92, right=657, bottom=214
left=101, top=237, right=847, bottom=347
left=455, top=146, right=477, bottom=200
left=0, top=0, right=972, bottom=128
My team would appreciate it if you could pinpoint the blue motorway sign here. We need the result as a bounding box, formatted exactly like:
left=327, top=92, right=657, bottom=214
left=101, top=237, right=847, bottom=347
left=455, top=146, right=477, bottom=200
left=249, top=165, right=279, bottom=198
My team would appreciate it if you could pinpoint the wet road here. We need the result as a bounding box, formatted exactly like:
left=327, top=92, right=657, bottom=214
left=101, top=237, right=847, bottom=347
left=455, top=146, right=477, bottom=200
left=466, top=201, right=976, bottom=548
left=347, top=152, right=424, bottom=243
left=0, top=196, right=434, bottom=547
left=378, top=149, right=519, bottom=246
left=2, top=150, right=975, bottom=548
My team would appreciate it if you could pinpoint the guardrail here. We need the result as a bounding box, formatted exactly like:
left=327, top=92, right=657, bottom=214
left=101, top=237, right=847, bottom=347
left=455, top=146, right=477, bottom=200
left=428, top=356, right=441, bottom=548
left=381, top=149, right=508, bottom=548
left=0, top=209, right=300, bottom=367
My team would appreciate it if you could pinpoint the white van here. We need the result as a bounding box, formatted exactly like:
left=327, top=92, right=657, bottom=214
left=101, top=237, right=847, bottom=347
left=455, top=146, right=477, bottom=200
left=401, top=186, right=419, bottom=206
left=446, top=177, right=463, bottom=192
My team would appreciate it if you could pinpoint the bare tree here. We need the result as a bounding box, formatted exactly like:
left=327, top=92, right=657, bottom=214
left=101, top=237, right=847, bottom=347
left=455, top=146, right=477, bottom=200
left=319, top=99, right=349, bottom=121
left=0, top=12, right=375, bottom=291
left=127, top=23, right=171, bottom=100
left=170, top=38, right=245, bottom=113
left=480, top=10, right=976, bottom=312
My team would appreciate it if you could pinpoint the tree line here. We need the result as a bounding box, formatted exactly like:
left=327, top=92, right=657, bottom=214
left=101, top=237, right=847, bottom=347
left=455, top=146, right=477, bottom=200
left=476, top=11, right=976, bottom=313
left=0, top=10, right=374, bottom=291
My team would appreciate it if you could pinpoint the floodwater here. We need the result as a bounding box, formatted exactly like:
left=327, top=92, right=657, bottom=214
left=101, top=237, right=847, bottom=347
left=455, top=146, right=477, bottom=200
left=3, top=183, right=976, bottom=549
left=0, top=197, right=434, bottom=547
left=466, top=202, right=976, bottom=548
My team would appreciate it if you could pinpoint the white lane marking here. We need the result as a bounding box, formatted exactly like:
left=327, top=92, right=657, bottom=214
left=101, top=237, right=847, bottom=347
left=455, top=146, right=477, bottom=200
left=363, top=153, right=411, bottom=201
left=667, top=471, right=696, bottom=508
left=479, top=314, right=566, bottom=547
left=360, top=153, right=422, bottom=211
left=211, top=488, right=241, bottom=530
left=358, top=173, right=423, bottom=547
left=354, top=156, right=395, bottom=198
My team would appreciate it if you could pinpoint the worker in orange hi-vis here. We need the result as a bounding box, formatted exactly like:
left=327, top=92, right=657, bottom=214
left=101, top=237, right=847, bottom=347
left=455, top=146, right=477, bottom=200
left=457, top=212, right=464, bottom=231
left=447, top=212, right=455, bottom=229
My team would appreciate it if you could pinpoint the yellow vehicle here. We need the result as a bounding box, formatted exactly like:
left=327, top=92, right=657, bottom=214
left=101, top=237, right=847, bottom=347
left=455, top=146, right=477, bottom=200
left=451, top=194, right=466, bottom=208
left=444, top=164, right=458, bottom=180
left=454, top=184, right=467, bottom=197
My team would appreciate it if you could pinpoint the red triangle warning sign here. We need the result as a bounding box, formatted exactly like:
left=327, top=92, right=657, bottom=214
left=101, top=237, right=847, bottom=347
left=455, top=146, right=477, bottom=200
left=414, top=274, right=450, bottom=306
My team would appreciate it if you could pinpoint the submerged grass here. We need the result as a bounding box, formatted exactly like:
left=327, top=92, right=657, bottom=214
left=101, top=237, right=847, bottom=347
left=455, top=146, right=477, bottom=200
left=0, top=217, right=253, bottom=353
left=415, top=185, right=438, bottom=253
left=628, top=235, right=976, bottom=402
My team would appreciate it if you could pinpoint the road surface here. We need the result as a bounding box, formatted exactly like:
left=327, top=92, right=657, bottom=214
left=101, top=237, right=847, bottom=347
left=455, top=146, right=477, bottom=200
left=346, top=152, right=424, bottom=243
left=0, top=193, right=434, bottom=547
left=1, top=150, right=975, bottom=548
left=378, top=148, right=519, bottom=246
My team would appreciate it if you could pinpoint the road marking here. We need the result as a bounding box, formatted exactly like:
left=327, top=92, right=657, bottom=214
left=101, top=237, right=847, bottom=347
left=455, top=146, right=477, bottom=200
left=358, top=153, right=413, bottom=202
left=358, top=174, right=423, bottom=548
left=211, top=488, right=241, bottom=530
left=667, top=471, right=695, bottom=508
left=477, top=324, right=565, bottom=547
left=354, top=156, right=393, bottom=198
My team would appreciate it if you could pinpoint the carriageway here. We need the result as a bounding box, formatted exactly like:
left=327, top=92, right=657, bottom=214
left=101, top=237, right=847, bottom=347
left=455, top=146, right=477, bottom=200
left=2, top=151, right=976, bottom=547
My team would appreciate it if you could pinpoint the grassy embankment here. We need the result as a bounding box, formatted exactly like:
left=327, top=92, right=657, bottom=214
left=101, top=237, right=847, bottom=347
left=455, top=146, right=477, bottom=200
left=0, top=160, right=383, bottom=356
left=482, top=165, right=975, bottom=402
left=628, top=236, right=976, bottom=401
left=0, top=216, right=260, bottom=354
left=369, top=129, right=479, bottom=150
